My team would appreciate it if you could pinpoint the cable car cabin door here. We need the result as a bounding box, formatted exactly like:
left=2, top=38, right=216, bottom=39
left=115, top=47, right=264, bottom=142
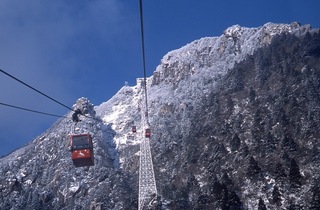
left=70, top=134, right=94, bottom=167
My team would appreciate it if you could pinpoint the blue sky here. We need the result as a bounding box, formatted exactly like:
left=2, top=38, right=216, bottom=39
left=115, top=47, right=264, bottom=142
left=0, top=0, right=319, bottom=156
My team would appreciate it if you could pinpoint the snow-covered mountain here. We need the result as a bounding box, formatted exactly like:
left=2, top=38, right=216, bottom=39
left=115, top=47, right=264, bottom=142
left=1, top=22, right=320, bottom=209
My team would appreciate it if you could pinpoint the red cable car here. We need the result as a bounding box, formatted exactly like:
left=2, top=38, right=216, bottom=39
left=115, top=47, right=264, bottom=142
left=69, top=134, right=94, bottom=167
left=145, top=128, right=151, bottom=138
left=132, top=126, right=137, bottom=133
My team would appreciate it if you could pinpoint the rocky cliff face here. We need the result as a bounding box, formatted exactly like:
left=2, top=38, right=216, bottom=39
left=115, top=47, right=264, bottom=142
left=1, top=22, right=320, bottom=209
left=150, top=25, right=320, bottom=209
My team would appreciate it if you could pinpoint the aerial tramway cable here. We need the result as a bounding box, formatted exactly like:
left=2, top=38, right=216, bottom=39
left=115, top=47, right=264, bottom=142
left=0, top=102, right=67, bottom=118
left=0, top=68, right=73, bottom=112
left=0, top=68, right=101, bottom=122
left=138, top=0, right=149, bottom=123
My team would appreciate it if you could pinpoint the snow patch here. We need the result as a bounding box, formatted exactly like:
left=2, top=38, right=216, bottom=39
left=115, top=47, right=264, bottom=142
left=69, top=182, right=80, bottom=193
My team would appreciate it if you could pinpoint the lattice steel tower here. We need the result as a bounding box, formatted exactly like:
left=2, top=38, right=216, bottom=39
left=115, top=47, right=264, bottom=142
left=138, top=135, right=157, bottom=209
left=138, top=79, right=157, bottom=210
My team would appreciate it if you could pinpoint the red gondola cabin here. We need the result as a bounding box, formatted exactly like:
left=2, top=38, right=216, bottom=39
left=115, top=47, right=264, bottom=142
left=145, top=128, right=151, bottom=138
left=70, top=134, right=94, bottom=167
left=132, top=126, right=137, bottom=133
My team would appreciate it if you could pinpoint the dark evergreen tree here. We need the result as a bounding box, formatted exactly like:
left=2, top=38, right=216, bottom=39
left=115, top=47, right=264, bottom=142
left=173, top=187, right=190, bottom=209
left=154, top=196, right=163, bottom=210
left=228, top=191, right=242, bottom=210
left=249, top=86, right=256, bottom=102
left=219, top=183, right=229, bottom=210
left=312, top=145, right=320, bottom=163
left=229, top=67, right=244, bottom=92
left=0, top=200, right=11, bottom=210
left=247, top=156, right=261, bottom=178
left=310, top=182, right=320, bottom=209
left=280, top=152, right=292, bottom=169
left=258, top=197, right=267, bottom=210
left=240, top=143, right=249, bottom=158
left=30, top=189, right=42, bottom=210
left=275, top=107, right=288, bottom=129
left=41, top=190, right=53, bottom=209
left=230, top=134, right=241, bottom=151
left=187, top=174, right=201, bottom=205
left=254, top=48, right=271, bottom=85
left=289, top=159, right=302, bottom=188
left=214, top=181, right=242, bottom=210
left=196, top=194, right=212, bottom=209
left=287, top=201, right=301, bottom=210
left=186, top=137, right=200, bottom=164
left=210, top=179, right=223, bottom=202
left=274, top=162, right=287, bottom=182
left=272, top=185, right=282, bottom=206
left=281, top=134, right=297, bottom=152
left=16, top=193, right=28, bottom=210
left=252, top=107, right=263, bottom=131
left=221, top=172, right=233, bottom=189
left=264, top=131, right=276, bottom=152
left=227, top=95, right=234, bottom=116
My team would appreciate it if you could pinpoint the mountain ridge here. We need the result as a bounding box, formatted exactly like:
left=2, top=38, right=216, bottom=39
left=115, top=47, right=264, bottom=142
left=1, top=22, right=320, bottom=209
